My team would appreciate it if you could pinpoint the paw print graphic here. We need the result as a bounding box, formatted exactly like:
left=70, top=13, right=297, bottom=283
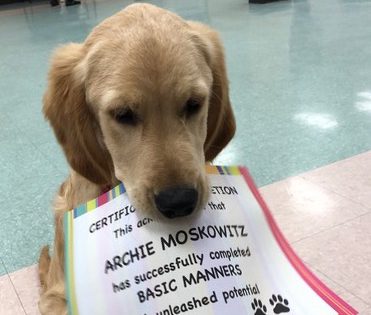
left=251, top=298, right=267, bottom=315
left=269, top=294, right=290, bottom=314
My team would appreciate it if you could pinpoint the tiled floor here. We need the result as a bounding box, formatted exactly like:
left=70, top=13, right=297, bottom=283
left=1, top=0, right=371, bottom=314
left=0, top=274, right=26, bottom=315
left=261, top=151, right=371, bottom=314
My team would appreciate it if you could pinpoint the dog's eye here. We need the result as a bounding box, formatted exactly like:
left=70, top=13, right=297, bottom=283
left=184, top=98, right=201, bottom=117
left=112, top=108, right=139, bottom=126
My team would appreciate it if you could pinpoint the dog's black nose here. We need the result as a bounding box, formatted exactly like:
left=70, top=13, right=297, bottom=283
left=155, top=186, right=198, bottom=218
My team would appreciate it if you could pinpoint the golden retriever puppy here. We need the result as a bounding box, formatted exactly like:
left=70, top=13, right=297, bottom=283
left=38, top=3, right=235, bottom=314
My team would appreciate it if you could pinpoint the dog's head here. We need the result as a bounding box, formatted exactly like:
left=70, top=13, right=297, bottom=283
left=43, top=4, right=235, bottom=218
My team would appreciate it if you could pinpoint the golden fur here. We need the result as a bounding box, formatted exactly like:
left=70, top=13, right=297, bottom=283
left=39, top=3, right=235, bottom=314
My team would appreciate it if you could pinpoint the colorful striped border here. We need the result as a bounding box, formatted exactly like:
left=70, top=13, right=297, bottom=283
left=72, top=183, right=125, bottom=219
left=206, top=164, right=241, bottom=175
left=239, top=166, right=358, bottom=315
left=64, top=211, right=78, bottom=315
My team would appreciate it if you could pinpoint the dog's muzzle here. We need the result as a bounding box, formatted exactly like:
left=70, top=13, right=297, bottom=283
left=154, top=186, right=198, bottom=218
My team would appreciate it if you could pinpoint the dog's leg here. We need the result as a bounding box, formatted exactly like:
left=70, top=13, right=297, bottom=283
left=39, top=171, right=102, bottom=315
left=39, top=245, right=51, bottom=291
left=38, top=224, right=67, bottom=314
left=39, top=179, right=72, bottom=315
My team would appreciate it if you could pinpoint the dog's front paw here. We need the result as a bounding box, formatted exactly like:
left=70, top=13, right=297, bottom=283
left=39, top=289, right=68, bottom=315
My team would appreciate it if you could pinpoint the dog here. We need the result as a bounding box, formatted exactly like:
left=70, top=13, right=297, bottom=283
left=38, top=3, right=235, bottom=314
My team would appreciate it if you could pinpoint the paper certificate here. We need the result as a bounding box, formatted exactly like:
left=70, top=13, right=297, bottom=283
left=64, top=166, right=357, bottom=315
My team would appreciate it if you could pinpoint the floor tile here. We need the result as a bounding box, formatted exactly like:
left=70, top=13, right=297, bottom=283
left=0, top=112, right=21, bottom=142
left=360, top=307, right=371, bottom=315
left=14, top=113, right=55, bottom=147
left=0, top=175, right=57, bottom=273
left=0, top=146, right=64, bottom=273
left=0, top=166, right=62, bottom=220
left=0, top=261, right=5, bottom=275
left=0, top=206, right=54, bottom=274
left=259, top=176, right=369, bottom=242
left=0, top=274, right=25, bottom=315
left=301, top=151, right=371, bottom=209
left=37, top=140, right=69, bottom=176
left=0, top=134, right=60, bottom=183
left=293, top=213, right=371, bottom=304
left=10, top=265, right=41, bottom=315
left=305, top=263, right=370, bottom=313
left=1, top=90, right=55, bottom=147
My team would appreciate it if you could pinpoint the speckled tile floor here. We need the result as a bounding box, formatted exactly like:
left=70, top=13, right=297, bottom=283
left=1, top=0, right=371, bottom=314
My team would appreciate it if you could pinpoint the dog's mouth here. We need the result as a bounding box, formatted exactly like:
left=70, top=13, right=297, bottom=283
left=154, top=185, right=199, bottom=218
left=125, top=176, right=208, bottom=220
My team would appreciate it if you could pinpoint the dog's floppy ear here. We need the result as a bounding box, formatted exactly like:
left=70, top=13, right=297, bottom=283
left=43, top=43, right=113, bottom=185
left=188, top=22, right=236, bottom=161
